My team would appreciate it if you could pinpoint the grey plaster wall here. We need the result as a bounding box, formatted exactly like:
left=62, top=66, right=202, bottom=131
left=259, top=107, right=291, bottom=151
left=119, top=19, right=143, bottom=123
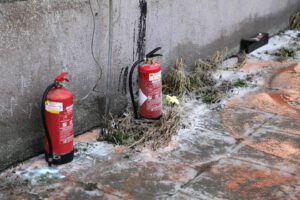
left=0, top=0, right=299, bottom=171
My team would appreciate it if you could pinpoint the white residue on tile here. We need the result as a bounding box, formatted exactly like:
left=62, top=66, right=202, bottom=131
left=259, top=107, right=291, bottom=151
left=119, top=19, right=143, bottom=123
left=249, top=30, right=300, bottom=61
left=16, top=166, right=65, bottom=185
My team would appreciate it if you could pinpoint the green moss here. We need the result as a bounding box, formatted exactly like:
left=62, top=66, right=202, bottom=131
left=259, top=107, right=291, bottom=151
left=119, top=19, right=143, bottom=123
left=234, top=79, right=248, bottom=88
left=276, top=56, right=287, bottom=62
left=98, top=130, right=129, bottom=145
left=202, top=95, right=218, bottom=104
left=123, top=153, right=133, bottom=159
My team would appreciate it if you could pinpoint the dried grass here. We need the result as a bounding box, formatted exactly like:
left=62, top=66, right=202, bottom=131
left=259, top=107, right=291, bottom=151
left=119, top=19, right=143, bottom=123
left=289, top=11, right=300, bottom=30
left=163, top=48, right=231, bottom=103
left=236, top=50, right=247, bottom=68
left=98, top=102, right=180, bottom=150
left=162, top=59, right=191, bottom=97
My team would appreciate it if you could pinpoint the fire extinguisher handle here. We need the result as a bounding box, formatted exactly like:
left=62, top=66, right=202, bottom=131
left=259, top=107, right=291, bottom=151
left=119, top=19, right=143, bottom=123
left=148, top=54, right=163, bottom=58
left=55, top=72, right=70, bottom=82
left=146, top=47, right=162, bottom=58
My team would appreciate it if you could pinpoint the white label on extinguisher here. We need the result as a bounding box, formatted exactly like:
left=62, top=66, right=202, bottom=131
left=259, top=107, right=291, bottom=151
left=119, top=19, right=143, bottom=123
left=45, top=101, right=63, bottom=114
left=149, top=71, right=161, bottom=81
left=139, top=89, right=147, bottom=106
left=59, top=108, right=73, bottom=144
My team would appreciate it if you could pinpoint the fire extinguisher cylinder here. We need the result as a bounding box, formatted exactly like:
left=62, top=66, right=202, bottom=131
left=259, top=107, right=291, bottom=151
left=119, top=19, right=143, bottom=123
left=129, top=47, right=163, bottom=119
left=41, top=72, right=74, bottom=166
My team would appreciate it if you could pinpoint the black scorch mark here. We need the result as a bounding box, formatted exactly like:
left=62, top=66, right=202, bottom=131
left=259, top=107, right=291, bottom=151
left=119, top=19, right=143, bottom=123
left=118, top=67, right=124, bottom=92
left=122, top=67, right=129, bottom=94
left=118, top=66, right=129, bottom=95
left=136, top=0, right=147, bottom=60
left=133, top=26, right=136, bottom=62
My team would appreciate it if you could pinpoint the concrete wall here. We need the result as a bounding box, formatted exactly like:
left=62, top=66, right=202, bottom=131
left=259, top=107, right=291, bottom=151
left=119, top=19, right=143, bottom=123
left=0, top=0, right=299, bottom=171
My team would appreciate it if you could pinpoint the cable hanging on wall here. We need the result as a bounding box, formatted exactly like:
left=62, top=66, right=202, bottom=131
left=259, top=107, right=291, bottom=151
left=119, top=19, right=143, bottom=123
left=81, top=0, right=103, bottom=100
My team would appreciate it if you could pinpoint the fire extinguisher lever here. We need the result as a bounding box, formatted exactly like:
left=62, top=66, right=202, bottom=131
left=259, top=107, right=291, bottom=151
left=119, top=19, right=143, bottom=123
left=55, top=72, right=70, bottom=83
left=147, top=54, right=163, bottom=58
left=146, top=47, right=162, bottom=58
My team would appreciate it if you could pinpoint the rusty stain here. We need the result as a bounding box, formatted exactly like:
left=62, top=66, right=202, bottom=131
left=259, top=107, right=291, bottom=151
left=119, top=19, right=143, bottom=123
left=114, top=145, right=124, bottom=154
left=74, top=129, right=100, bottom=142
left=284, top=128, right=300, bottom=135
left=223, top=62, right=300, bottom=164
left=120, top=190, right=134, bottom=199
left=124, top=180, right=135, bottom=187
left=253, top=115, right=265, bottom=122
left=242, top=60, right=291, bottom=70
left=167, top=164, right=197, bottom=183
left=225, top=166, right=296, bottom=191
left=244, top=140, right=300, bottom=162
left=268, top=63, right=300, bottom=90
left=15, top=195, right=23, bottom=199
left=101, top=185, right=117, bottom=194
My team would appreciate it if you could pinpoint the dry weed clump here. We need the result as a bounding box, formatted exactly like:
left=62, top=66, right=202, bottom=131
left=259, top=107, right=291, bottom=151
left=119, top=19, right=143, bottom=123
left=98, top=103, right=180, bottom=150
left=162, top=59, right=191, bottom=97
left=289, top=11, right=300, bottom=30
left=163, top=48, right=233, bottom=103
left=236, top=50, right=247, bottom=68
left=189, top=48, right=227, bottom=88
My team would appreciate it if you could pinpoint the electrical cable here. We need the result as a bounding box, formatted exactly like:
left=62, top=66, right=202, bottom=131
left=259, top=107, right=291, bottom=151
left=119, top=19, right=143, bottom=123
left=82, top=0, right=103, bottom=101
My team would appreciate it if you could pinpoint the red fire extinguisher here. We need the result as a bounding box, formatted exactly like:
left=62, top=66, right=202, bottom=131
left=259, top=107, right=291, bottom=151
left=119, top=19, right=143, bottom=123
left=41, top=72, right=74, bottom=166
left=129, top=47, right=163, bottom=119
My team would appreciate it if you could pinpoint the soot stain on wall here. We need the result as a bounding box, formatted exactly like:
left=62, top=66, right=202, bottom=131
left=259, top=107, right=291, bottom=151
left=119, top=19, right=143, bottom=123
left=119, top=0, right=147, bottom=97
left=122, top=66, right=129, bottom=94
left=118, top=66, right=129, bottom=95
left=118, top=67, right=124, bottom=93
left=133, top=26, right=136, bottom=62
left=0, top=0, right=27, bottom=3
left=136, top=0, right=147, bottom=60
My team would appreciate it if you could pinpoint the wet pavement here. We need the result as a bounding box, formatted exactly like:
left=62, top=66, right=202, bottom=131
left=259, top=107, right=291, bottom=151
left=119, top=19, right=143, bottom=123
left=1, top=31, right=300, bottom=199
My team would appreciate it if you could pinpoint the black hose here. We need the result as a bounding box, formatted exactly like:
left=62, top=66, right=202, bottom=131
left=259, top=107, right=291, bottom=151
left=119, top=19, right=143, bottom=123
left=41, top=82, right=56, bottom=166
left=129, top=58, right=144, bottom=119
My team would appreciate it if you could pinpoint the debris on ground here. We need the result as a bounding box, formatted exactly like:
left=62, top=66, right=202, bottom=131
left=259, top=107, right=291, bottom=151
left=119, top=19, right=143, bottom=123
left=240, top=33, right=269, bottom=53
left=97, top=101, right=180, bottom=150
left=289, top=11, right=300, bottom=30
left=273, top=47, right=296, bottom=62
left=236, top=50, right=247, bottom=68
left=249, top=30, right=300, bottom=61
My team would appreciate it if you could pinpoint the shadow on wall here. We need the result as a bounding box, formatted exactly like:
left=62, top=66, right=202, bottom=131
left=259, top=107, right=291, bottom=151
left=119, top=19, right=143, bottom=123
left=164, top=4, right=298, bottom=75
left=0, top=0, right=28, bottom=3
